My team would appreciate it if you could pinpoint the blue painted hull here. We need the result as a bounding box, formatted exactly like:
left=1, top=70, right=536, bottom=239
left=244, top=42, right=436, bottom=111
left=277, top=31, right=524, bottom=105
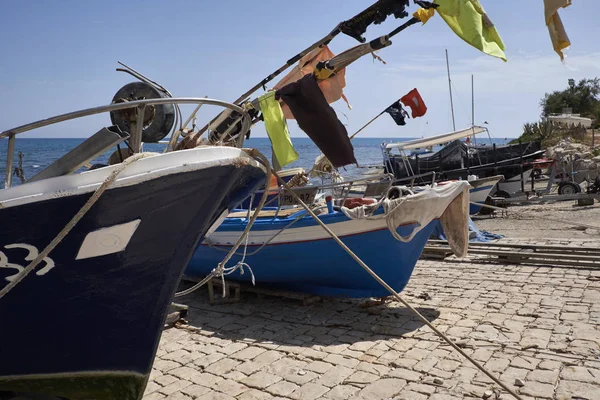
left=187, top=214, right=436, bottom=298
left=0, top=164, right=265, bottom=399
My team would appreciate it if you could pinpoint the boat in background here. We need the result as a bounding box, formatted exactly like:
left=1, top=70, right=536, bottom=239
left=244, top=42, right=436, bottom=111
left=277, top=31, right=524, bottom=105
left=0, top=97, right=266, bottom=400
left=382, top=126, right=543, bottom=198
left=186, top=179, right=470, bottom=298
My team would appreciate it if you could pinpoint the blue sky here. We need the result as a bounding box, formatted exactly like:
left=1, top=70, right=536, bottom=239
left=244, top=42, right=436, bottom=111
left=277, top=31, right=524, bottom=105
left=1, top=0, right=599, bottom=140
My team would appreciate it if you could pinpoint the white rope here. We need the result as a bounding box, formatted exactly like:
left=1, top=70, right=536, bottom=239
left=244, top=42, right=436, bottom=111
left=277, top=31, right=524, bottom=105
left=0, top=153, right=152, bottom=300
left=275, top=172, right=525, bottom=400
left=174, top=149, right=272, bottom=298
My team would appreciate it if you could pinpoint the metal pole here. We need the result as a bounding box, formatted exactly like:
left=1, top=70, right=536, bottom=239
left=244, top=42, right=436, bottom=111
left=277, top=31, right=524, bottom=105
left=350, top=110, right=386, bottom=140
left=4, top=134, right=15, bottom=188
left=446, top=49, right=456, bottom=131
left=519, top=139, right=525, bottom=194
left=471, top=74, right=476, bottom=145
left=471, top=74, right=475, bottom=127
left=131, top=105, right=146, bottom=153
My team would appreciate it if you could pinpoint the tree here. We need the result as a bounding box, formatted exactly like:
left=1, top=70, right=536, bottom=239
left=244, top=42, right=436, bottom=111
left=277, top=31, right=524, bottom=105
left=511, top=120, right=556, bottom=146
left=540, top=78, right=600, bottom=126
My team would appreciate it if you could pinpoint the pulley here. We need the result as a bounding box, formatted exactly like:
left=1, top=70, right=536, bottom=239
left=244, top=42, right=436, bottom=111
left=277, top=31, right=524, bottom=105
left=109, top=82, right=175, bottom=143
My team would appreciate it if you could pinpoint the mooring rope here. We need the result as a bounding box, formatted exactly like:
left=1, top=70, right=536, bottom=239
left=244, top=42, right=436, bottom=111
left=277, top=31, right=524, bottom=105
left=0, top=153, right=153, bottom=300
left=174, top=149, right=273, bottom=297
left=275, top=173, right=525, bottom=400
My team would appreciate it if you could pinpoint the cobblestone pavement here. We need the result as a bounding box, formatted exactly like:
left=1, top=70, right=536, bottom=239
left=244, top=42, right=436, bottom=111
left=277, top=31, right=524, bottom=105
left=145, top=242, right=600, bottom=400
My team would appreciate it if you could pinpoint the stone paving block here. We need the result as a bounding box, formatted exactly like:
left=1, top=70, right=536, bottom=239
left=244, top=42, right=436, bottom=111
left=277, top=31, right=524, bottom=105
left=241, top=371, right=282, bottom=389
left=315, top=365, right=354, bottom=388
left=395, top=390, right=428, bottom=400
left=155, top=374, right=179, bottom=387
left=165, top=393, right=191, bottom=400
left=158, top=380, right=192, bottom=396
left=560, top=365, right=599, bottom=383
left=235, top=389, right=275, bottom=400
left=193, top=352, right=226, bottom=368
left=189, top=372, right=224, bottom=388
left=355, top=361, right=389, bottom=376
left=213, top=379, right=249, bottom=397
left=556, top=379, right=600, bottom=399
left=265, top=380, right=299, bottom=397
left=144, top=381, right=161, bottom=395
left=231, top=346, right=267, bottom=360
left=289, top=382, right=329, bottom=400
left=169, top=366, right=200, bottom=381
left=345, top=371, right=379, bottom=384
left=180, top=384, right=211, bottom=398
left=518, top=381, right=556, bottom=399
left=154, top=359, right=183, bottom=373
left=305, top=360, right=334, bottom=374
left=357, top=378, right=407, bottom=398
left=236, top=361, right=265, bottom=375
left=145, top=393, right=167, bottom=400
left=253, top=350, right=284, bottom=364
left=323, top=353, right=360, bottom=368
left=204, top=357, right=241, bottom=375
left=323, top=384, right=359, bottom=400
left=526, top=368, right=559, bottom=384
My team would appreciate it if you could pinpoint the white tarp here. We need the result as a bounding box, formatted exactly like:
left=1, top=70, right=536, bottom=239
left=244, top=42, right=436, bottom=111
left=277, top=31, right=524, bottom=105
left=385, top=126, right=486, bottom=151
left=341, top=181, right=470, bottom=257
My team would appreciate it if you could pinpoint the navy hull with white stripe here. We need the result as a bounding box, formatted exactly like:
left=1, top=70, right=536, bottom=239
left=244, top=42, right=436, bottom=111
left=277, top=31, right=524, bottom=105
left=0, top=147, right=266, bottom=400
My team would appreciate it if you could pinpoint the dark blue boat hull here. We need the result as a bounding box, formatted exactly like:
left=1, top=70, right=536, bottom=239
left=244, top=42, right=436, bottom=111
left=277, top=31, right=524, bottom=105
left=0, top=164, right=265, bottom=399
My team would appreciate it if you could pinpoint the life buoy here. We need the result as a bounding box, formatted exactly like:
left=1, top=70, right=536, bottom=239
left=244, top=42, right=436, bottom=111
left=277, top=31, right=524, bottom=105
left=342, top=197, right=377, bottom=209
left=267, top=175, right=279, bottom=196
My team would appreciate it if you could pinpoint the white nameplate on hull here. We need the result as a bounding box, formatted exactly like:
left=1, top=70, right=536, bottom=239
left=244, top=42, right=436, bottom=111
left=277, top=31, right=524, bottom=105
left=76, top=219, right=141, bottom=260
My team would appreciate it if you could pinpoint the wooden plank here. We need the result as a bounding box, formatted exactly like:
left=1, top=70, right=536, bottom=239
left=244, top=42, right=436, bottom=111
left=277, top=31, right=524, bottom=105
left=428, top=240, right=600, bottom=254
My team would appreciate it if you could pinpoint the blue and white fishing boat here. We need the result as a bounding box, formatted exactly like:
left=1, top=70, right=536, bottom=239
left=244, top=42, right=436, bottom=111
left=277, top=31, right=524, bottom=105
left=0, top=95, right=266, bottom=400
left=186, top=179, right=470, bottom=298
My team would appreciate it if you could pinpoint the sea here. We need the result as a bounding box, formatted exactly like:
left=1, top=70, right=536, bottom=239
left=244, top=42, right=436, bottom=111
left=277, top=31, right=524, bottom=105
left=0, top=137, right=513, bottom=186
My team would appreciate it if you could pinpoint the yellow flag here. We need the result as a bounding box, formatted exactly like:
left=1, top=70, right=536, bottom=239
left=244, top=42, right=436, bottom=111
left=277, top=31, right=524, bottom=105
left=413, top=8, right=435, bottom=25
left=544, top=0, right=571, bottom=60
left=434, top=0, right=507, bottom=62
left=258, top=92, right=299, bottom=167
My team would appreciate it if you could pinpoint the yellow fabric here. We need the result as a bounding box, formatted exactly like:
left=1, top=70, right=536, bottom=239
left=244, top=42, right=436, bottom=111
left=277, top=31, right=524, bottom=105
left=413, top=7, right=435, bottom=24
left=313, top=67, right=335, bottom=80
left=544, top=0, right=571, bottom=61
left=434, top=0, right=506, bottom=62
left=258, top=92, right=299, bottom=167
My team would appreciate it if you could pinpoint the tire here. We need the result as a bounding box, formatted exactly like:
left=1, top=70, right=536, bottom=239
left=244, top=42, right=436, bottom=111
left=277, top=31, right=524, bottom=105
left=110, top=82, right=175, bottom=143
left=558, top=182, right=581, bottom=195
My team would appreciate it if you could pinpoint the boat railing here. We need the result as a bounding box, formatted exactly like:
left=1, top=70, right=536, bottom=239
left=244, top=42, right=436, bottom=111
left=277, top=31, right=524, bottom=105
left=391, top=171, right=437, bottom=188
left=1, top=97, right=251, bottom=189
left=245, top=172, right=396, bottom=219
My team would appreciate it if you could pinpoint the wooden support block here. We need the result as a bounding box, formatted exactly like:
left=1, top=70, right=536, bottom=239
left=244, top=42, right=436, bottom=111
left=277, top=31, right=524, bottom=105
left=577, top=197, right=595, bottom=206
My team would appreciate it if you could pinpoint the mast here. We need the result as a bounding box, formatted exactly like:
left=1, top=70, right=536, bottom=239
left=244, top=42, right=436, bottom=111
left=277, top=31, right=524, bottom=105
left=471, top=74, right=477, bottom=145
left=471, top=74, right=475, bottom=127
left=445, top=49, right=456, bottom=131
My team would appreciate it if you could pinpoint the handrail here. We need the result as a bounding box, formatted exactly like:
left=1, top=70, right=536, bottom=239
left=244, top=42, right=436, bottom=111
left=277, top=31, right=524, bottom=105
left=0, top=97, right=249, bottom=139
left=2, top=97, right=251, bottom=189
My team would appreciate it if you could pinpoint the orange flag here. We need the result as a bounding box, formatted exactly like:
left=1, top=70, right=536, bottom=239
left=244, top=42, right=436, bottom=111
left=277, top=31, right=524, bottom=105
left=400, top=88, right=427, bottom=118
